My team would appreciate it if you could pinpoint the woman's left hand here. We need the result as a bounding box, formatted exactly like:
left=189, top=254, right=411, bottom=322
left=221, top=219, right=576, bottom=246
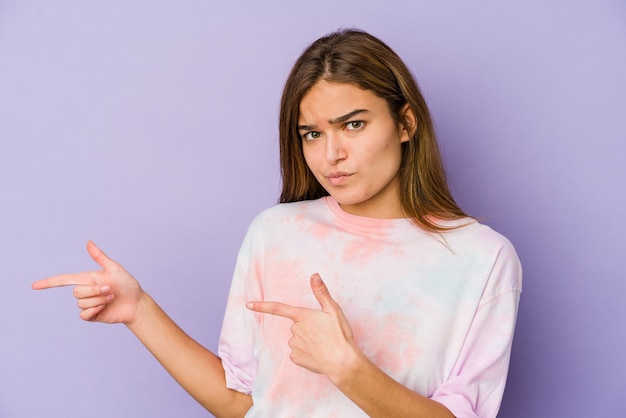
left=246, top=273, right=357, bottom=378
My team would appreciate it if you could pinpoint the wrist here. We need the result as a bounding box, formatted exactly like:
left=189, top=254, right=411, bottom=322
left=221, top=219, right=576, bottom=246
left=326, top=342, right=366, bottom=388
left=126, top=290, right=153, bottom=330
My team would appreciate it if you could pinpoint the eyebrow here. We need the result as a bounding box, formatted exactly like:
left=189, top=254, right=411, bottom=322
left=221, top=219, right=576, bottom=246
left=297, top=109, right=369, bottom=131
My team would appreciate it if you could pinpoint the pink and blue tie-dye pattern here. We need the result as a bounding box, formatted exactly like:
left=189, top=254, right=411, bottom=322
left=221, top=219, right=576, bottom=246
left=218, top=196, right=521, bottom=417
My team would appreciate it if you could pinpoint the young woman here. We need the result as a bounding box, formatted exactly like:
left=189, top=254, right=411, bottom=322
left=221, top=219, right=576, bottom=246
left=33, top=29, right=521, bottom=418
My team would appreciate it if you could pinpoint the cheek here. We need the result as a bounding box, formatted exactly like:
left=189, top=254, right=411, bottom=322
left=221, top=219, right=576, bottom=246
left=364, top=140, right=400, bottom=170
left=302, top=146, right=319, bottom=173
left=384, top=137, right=404, bottom=163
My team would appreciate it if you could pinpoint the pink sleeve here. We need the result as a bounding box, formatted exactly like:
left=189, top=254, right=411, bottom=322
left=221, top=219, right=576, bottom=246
left=218, top=223, right=264, bottom=394
left=432, top=242, right=522, bottom=418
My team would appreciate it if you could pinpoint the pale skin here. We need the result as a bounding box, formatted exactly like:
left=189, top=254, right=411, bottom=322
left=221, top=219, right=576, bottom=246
left=33, top=81, right=454, bottom=417
left=298, top=80, right=409, bottom=219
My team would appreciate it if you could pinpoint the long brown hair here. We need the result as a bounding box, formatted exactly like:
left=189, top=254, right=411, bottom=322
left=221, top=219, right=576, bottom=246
left=279, top=29, right=469, bottom=231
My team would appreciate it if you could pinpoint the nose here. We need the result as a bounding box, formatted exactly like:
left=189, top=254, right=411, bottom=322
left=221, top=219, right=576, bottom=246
left=325, top=133, right=347, bottom=164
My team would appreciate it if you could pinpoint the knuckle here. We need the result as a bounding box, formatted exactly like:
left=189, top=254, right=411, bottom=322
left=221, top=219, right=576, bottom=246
left=316, top=288, right=330, bottom=297
left=268, top=305, right=281, bottom=315
left=87, top=272, right=99, bottom=284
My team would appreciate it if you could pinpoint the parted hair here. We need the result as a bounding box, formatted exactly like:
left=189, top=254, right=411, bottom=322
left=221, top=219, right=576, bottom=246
left=279, top=29, right=469, bottom=231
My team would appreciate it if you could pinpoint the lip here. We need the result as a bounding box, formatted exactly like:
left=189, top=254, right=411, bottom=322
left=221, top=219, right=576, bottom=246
left=326, top=171, right=353, bottom=186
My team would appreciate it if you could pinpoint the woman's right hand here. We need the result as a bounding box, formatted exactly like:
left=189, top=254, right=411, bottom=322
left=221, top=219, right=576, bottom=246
left=32, top=241, right=144, bottom=324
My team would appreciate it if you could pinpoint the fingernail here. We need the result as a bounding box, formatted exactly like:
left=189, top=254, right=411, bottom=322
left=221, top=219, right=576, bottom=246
left=246, top=302, right=254, bottom=310
left=101, top=285, right=110, bottom=293
left=106, top=294, right=114, bottom=301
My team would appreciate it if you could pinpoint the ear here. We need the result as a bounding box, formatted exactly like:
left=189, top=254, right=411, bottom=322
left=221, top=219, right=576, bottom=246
left=399, top=103, right=417, bottom=143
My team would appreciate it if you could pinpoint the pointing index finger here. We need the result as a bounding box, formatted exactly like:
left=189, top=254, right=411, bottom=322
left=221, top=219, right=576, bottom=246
left=246, top=301, right=305, bottom=322
left=32, top=273, right=96, bottom=290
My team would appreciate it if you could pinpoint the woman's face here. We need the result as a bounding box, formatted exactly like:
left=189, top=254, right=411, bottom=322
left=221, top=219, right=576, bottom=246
left=298, top=81, right=410, bottom=219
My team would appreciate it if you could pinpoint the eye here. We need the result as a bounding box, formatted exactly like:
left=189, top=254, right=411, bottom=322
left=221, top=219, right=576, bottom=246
left=345, top=121, right=364, bottom=131
left=302, top=131, right=322, bottom=141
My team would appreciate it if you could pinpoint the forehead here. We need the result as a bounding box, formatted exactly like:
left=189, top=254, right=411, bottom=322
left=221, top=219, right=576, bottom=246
left=298, top=81, right=385, bottom=122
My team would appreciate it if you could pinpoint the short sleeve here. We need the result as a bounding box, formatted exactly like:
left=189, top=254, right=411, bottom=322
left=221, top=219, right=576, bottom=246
left=218, top=221, right=265, bottom=394
left=431, top=240, right=522, bottom=418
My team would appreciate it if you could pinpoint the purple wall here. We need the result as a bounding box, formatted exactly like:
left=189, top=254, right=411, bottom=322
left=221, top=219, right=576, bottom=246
left=1, top=1, right=624, bottom=417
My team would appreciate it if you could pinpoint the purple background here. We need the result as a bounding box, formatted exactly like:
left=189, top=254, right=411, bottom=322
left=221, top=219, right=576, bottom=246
left=1, top=1, right=624, bottom=417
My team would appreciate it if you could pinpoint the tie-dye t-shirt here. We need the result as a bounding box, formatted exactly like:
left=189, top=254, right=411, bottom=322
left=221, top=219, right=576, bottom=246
left=218, top=197, right=522, bottom=418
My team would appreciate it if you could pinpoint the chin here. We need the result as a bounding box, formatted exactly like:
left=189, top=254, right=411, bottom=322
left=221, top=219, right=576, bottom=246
left=329, top=192, right=368, bottom=207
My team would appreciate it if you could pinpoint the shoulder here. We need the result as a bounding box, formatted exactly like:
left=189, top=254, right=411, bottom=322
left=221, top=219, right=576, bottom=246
left=440, top=219, right=516, bottom=256
left=441, top=220, right=522, bottom=293
left=243, top=198, right=330, bottom=238
left=249, top=198, right=328, bottom=227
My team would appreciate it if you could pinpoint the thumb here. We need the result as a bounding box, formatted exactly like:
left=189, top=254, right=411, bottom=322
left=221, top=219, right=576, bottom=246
left=310, top=273, right=335, bottom=312
left=86, top=240, right=115, bottom=270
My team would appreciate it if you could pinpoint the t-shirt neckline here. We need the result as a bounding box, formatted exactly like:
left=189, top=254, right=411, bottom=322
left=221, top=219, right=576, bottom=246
left=322, top=196, right=415, bottom=232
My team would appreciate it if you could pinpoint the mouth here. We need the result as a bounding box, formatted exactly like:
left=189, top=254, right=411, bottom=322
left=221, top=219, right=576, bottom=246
left=326, top=171, right=353, bottom=186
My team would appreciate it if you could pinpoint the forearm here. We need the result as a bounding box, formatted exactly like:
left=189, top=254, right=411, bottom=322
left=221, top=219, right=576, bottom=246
left=331, top=349, right=454, bottom=418
left=126, top=293, right=252, bottom=418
